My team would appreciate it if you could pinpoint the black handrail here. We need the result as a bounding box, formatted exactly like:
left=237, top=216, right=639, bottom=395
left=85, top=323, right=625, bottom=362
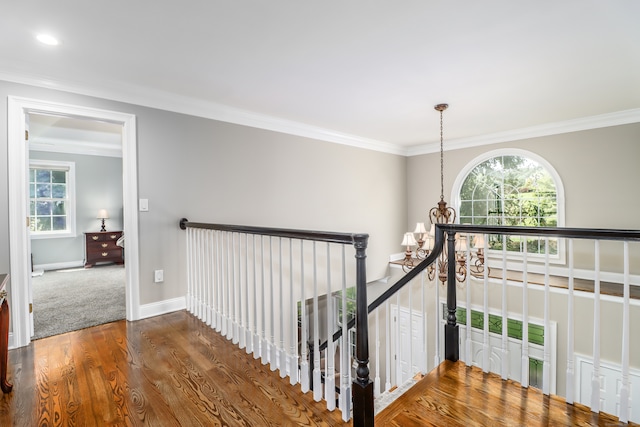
left=438, top=224, right=640, bottom=241
left=179, top=218, right=358, bottom=245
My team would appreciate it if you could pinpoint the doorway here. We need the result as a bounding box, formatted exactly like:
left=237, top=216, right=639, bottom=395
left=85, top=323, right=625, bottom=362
left=28, top=112, right=125, bottom=339
left=7, top=96, right=141, bottom=349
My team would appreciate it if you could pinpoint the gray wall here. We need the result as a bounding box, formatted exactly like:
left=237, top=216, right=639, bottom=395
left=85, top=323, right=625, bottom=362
left=29, top=151, right=123, bottom=267
left=0, top=79, right=407, bottom=308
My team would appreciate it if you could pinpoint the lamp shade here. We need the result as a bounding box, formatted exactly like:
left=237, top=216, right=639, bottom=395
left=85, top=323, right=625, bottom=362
left=474, top=233, right=486, bottom=248
left=413, top=222, right=427, bottom=234
left=97, top=209, right=109, bottom=219
left=456, top=234, right=468, bottom=252
left=422, top=234, right=433, bottom=250
left=401, top=232, right=417, bottom=247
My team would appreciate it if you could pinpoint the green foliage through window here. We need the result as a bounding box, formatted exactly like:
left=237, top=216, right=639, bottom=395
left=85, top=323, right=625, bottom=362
left=459, top=155, right=558, bottom=255
left=445, top=305, right=544, bottom=345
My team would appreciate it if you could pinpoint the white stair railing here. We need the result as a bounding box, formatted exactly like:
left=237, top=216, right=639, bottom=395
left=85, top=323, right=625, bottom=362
left=180, top=219, right=365, bottom=422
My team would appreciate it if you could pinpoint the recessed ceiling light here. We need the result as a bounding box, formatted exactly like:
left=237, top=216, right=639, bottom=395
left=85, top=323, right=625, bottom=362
left=36, top=34, right=59, bottom=46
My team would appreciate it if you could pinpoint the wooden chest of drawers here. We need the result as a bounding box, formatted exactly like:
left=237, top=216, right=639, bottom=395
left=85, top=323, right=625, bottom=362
left=84, top=231, right=124, bottom=268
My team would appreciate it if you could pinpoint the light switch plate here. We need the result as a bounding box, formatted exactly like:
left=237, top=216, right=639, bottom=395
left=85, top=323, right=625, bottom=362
left=139, top=198, right=149, bottom=211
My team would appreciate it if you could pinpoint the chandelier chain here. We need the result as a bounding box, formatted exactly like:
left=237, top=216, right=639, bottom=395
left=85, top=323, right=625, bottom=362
left=439, top=108, right=444, bottom=201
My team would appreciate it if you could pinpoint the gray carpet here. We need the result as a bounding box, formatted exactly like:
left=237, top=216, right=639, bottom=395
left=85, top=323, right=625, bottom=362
left=32, top=264, right=126, bottom=339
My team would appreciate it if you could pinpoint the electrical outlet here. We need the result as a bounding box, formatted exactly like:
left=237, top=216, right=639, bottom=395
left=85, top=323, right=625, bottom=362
left=154, top=270, right=164, bottom=283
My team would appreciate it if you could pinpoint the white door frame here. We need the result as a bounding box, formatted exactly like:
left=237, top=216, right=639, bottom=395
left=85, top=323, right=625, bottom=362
left=7, top=96, right=141, bottom=348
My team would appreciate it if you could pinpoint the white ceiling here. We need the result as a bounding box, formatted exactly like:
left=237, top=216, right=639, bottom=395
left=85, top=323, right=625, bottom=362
left=2, top=1, right=639, bottom=155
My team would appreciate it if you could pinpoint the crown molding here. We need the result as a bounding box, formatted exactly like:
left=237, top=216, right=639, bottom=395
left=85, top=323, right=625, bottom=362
left=2, top=70, right=638, bottom=158
left=406, top=108, right=640, bottom=156
left=29, top=138, right=122, bottom=158
left=0, top=70, right=405, bottom=156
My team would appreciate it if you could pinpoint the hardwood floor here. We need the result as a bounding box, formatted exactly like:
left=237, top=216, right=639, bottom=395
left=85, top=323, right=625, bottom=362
left=376, top=360, right=637, bottom=427
left=2, top=311, right=635, bottom=426
left=0, top=311, right=349, bottom=426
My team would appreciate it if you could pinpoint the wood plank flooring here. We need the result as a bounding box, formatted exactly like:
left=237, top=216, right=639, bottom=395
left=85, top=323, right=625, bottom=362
left=2, top=310, right=635, bottom=426
left=0, top=310, right=349, bottom=426
left=376, top=360, right=637, bottom=427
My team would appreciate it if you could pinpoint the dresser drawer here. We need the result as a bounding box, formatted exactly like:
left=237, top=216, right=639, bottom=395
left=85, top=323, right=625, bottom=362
left=86, top=232, right=121, bottom=243
left=84, top=231, right=124, bottom=268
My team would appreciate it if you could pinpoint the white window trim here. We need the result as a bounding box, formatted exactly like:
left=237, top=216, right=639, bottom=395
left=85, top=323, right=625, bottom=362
left=451, top=148, right=566, bottom=265
left=29, top=159, right=77, bottom=239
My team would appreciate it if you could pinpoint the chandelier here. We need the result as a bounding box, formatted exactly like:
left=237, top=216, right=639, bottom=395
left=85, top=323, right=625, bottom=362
left=400, top=104, right=488, bottom=282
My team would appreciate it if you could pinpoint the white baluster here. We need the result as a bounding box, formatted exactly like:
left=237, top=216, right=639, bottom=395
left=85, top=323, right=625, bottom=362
left=221, top=232, right=228, bottom=336
left=385, top=299, right=391, bottom=392
left=279, top=237, right=287, bottom=378
left=421, top=271, right=428, bottom=374
left=204, top=229, right=211, bottom=326
left=465, top=239, right=471, bottom=366
left=238, top=233, right=247, bottom=348
left=619, top=241, right=630, bottom=423
left=590, top=240, right=601, bottom=411
left=253, top=234, right=260, bottom=359
left=395, top=292, right=401, bottom=386
left=409, top=274, right=414, bottom=381
left=224, top=231, right=231, bottom=338
left=374, top=308, right=380, bottom=398
left=543, top=238, right=551, bottom=396
left=199, top=229, right=205, bottom=319
left=325, top=243, right=335, bottom=410
left=339, top=245, right=351, bottom=419
left=482, top=233, right=489, bottom=373
left=261, top=235, right=268, bottom=365
left=501, top=234, right=508, bottom=380
left=521, top=239, right=530, bottom=388
left=300, top=240, right=310, bottom=393
left=565, top=239, right=574, bottom=402
left=231, top=232, right=238, bottom=343
left=244, top=234, right=253, bottom=354
left=216, top=230, right=223, bottom=332
left=289, top=238, right=299, bottom=385
left=269, top=236, right=276, bottom=369
left=194, top=229, right=200, bottom=318
left=312, top=242, right=322, bottom=402
left=186, top=228, right=192, bottom=313
left=435, top=257, right=441, bottom=368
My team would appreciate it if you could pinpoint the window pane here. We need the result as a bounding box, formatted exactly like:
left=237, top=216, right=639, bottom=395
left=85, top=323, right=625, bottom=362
left=458, top=153, right=558, bottom=256
left=52, top=216, right=66, bottom=231
left=36, top=170, right=51, bottom=183
left=36, top=183, right=51, bottom=198
left=52, top=184, right=66, bottom=198
left=51, top=170, right=66, bottom=183
left=460, top=200, right=472, bottom=217
left=36, top=217, right=51, bottom=231
left=36, top=201, right=52, bottom=215
left=52, top=201, right=66, bottom=215
left=29, top=163, right=74, bottom=236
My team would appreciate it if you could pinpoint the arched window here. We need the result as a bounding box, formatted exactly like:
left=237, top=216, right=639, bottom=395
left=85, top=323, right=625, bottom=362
left=452, top=149, right=565, bottom=258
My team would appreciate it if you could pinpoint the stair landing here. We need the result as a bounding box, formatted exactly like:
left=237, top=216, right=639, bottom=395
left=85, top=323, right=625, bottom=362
left=375, top=360, right=636, bottom=426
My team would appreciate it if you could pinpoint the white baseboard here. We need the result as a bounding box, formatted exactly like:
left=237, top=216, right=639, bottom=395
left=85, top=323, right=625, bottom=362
left=139, top=296, right=186, bottom=320
left=33, top=260, right=84, bottom=271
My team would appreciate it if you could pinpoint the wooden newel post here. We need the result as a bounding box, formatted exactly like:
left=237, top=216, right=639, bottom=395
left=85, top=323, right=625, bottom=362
left=351, top=234, right=374, bottom=427
left=445, top=232, right=459, bottom=362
